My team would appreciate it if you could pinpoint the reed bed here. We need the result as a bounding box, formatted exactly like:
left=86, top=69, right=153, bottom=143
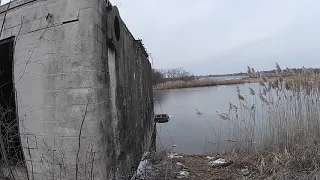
left=155, top=79, right=247, bottom=90
left=154, top=76, right=294, bottom=90
left=217, top=64, right=320, bottom=179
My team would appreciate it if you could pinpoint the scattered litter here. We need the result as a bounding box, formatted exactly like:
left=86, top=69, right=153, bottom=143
left=168, top=153, right=183, bottom=159
left=208, top=158, right=232, bottom=167
left=241, top=167, right=250, bottom=176
left=211, top=158, right=227, bottom=164
left=177, top=171, right=189, bottom=178
left=176, top=162, right=183, bottom=166
left=206, top=156, right=215, bottom=160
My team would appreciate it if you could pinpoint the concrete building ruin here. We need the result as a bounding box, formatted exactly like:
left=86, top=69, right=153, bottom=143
left=0, top=0, right=154, bottom=179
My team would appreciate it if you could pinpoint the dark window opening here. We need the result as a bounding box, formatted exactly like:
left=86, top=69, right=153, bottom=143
left=114, top=16, right=120, bottom=41
left=0, top=37, right=24, bottom=166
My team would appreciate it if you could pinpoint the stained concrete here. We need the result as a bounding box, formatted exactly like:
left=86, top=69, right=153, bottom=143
left=0, top=0, right=154, bottom=179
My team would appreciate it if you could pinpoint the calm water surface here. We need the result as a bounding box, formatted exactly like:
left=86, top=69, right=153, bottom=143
left=154, top=83, right=260, bottom=154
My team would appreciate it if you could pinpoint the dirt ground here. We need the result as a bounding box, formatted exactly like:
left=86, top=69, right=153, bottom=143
left=141, top=152, right=259, bottom=180
left=138, top=150, right=320, bottom=180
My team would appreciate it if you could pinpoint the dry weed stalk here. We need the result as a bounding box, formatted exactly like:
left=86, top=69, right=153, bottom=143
left=218, top=63, right=320, bottom=178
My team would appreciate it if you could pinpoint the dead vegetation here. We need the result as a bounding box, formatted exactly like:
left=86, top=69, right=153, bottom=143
left=154, top=76, right=294, bottom=90
left=149, top=63, right=320, bottom=179
left=215, top=63, right=320, bottom=179
left=154, top=79, right=247, bottom=90
left=146, top=149, right=320, bottom=180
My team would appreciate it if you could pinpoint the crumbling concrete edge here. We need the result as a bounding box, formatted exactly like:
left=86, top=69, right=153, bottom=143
left=130, top=123, right=157, bottom=180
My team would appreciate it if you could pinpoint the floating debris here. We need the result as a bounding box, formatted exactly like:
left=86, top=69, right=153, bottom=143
left=154, top=114, right=170, bottom=123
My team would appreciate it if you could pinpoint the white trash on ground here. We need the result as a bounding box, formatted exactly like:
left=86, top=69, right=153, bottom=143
left=208, top=158, right=229, bottom=166
left=177, top=171, right=189, bottom=179
left=168, top=153, right=183, bottom=159
left=176, top=162, right=184, bottom=166
left=241, top=167, right=250, bottom=176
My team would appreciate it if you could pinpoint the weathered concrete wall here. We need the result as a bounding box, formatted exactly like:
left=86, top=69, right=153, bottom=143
left=0, top=0, right=154, bottom=179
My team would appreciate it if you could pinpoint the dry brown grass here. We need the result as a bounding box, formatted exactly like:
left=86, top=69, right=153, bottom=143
left=145, top=150, right=320, bottom=179
left=154, top=79, right=247, bottom=90
left=215, top=64, right=320, bottom=179
left=154, top=77, right=294, bottom=90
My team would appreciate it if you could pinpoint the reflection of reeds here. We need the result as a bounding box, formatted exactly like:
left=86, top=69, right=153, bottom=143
left=218, top=63, right=320, bottom=178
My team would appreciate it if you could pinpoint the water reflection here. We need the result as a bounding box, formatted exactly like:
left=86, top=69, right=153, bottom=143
left=154, top=83, right=260, bottom=154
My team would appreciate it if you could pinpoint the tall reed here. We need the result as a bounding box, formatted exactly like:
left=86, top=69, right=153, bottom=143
left=218, top=64, right=320, bottom=178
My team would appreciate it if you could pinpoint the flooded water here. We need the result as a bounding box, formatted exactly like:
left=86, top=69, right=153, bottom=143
left=154, top=83, right=260, bottom=154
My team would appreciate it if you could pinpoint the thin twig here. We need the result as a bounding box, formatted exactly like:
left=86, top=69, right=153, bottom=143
left=75, top=103, right=89, bottom=180
left=0, top=121, right=15, bottom=179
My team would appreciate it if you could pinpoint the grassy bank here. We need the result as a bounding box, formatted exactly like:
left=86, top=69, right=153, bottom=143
left=153, top=77, right=289, bottom=90
left=154, top=78, right=248, bottom=90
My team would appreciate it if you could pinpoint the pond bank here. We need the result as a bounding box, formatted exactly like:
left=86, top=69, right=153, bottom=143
left=154, top=76, right=297, bottom=90
left=153, top=78, right=273, bottom=90
left=139, top=152, right=252, bottom=179
left=138, top=150, right=320, bottom=179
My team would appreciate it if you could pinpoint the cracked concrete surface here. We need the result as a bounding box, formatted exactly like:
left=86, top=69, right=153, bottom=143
left=0, top=0, right=154, bottom=179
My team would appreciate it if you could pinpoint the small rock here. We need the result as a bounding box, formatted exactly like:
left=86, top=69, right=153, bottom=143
left=177, top=171, right=189, bottom=179
left=176, top=162, right=183, bottom=166
left=182, top=167, right=189, bottom=171
left=241, top=168, right=250, bottom=176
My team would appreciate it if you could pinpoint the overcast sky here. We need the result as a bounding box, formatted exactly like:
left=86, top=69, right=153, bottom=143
left=0, top=0, right=9, bottom=5
left=2, top=0, right=320, bottom=75
left=112, top=0, right=320, bottom=75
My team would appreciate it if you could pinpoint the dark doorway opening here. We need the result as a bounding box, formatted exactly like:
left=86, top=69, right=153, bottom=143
left=0, top=37, right=24, bottom=167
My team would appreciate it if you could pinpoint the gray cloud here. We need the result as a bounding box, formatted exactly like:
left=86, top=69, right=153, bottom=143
left=2, top=0, right=319, bottom=75
left=114, top=0, right=320, bottom=75
left=0, top=0, right=10, bottom=5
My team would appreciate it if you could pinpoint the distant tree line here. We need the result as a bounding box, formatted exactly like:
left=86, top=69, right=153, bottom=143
left=247, top=65, right=320, bottom=78
left=152, top=65, right=320, bottom=85
left=152, top=68, right=196, bottom=85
